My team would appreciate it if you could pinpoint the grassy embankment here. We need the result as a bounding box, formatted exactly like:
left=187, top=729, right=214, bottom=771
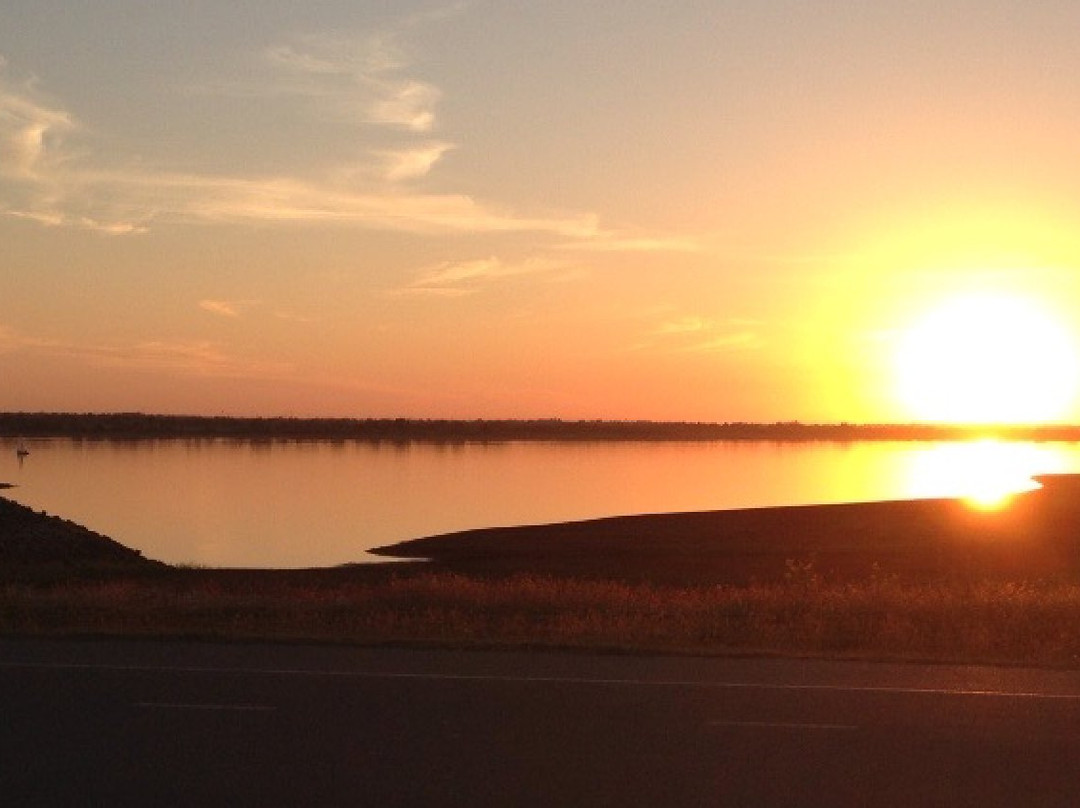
left=8, top=572, right=1080, bottom=666
left=7, top=480, right=1080, bottom=666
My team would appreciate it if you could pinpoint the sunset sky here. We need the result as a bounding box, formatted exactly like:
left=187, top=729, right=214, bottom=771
left=5, top=1, right=1080, bottom=421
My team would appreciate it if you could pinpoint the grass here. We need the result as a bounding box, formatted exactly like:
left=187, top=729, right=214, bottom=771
left=6, top=570, right=1080, bottom=666
left=9, top=485, right=1080, bottom=666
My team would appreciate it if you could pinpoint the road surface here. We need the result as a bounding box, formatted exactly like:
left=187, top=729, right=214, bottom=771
left=3, top=639, right=1080, bottom=806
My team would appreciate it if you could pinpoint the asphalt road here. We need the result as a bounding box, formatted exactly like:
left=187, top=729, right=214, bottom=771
left=3, top=640, right=1080, bottom=807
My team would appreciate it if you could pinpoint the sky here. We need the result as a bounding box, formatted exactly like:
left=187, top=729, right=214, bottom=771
left=5, top=1, right=1080, bottom=422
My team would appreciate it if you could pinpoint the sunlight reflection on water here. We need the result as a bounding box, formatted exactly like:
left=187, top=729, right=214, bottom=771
left=900, top=439, right=1068, bottom=510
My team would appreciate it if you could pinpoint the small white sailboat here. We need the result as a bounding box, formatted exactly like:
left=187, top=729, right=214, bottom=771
left=15, top=439, right=29, bottom=458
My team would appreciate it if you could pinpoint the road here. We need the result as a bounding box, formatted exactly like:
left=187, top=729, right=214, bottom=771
left=3, top=639, right=1080, bottom=806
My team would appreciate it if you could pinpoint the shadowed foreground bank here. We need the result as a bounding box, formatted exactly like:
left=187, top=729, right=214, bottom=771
left=7, top=478, right=1080, bottom=664
left=0, top=495, right=165, bottom=581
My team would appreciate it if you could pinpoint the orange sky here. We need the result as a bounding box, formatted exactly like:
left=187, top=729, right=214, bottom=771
left=4, top=2, right=1080, bottom=421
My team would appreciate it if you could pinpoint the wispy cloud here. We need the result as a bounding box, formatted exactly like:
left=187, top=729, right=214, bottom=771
left=0, top=84, right=73, bottom=180
left=0, top=18, right=689, bottom=249
left=373, top=142, right=455, bottom=182
left=263, top=31, right=440, bottom=132
left=154, top=171, right=600, bottom=235
left=0, top=324, right=292, bottom=379
left=555, top=234, right=705, bottom=253
left=199, top=299, right=313, bottom=323
left=115, top=340, right=293, bottom=378
left=634, top=315, right=763, bottom=354
left=272, top=310, right=314, bottom=324
left=199, top=299, right=261, bottom=318
left=0, top=61, right=126, bottom=232
left=0, top=54, right=602, bottom=239
left=1, top=134, right=601, bottom=237
left=653, top=315, right=714, bottom=335
left=676, top=332, right=760, bottom=353
left=393, top=256, right=580, bottom=296
left=0, top=60, right=150, bottom=234
left=0, top=323, right=50, bottom=354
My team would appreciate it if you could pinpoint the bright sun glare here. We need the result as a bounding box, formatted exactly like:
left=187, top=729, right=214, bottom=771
left=894, top=292, right=1079, bottom=424
left=904, top=439, right=1066, bottom=510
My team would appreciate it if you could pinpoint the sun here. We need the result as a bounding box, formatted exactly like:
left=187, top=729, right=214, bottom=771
left=894, top=292, right=1079, bottom=424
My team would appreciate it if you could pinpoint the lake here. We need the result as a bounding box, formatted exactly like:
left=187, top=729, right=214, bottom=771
left=2, top=437, right=1079, bottom=568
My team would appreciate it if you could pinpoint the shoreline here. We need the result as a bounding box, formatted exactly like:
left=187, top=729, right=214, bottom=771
left=7, top=474, right=1080, bottom=586
left=371, top=474, right=1080, bottom=586
left=8, top=480, right=1080, bottom=664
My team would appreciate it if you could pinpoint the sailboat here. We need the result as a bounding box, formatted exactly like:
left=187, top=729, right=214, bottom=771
left=15, top=439, right=29, bottom=458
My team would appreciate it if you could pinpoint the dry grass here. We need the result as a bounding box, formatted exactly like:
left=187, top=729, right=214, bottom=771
left=5, top=571, right=1080, bottom=666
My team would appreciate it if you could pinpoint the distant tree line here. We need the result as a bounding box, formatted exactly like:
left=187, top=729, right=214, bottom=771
left=3, top=412, right=1080, bottom=443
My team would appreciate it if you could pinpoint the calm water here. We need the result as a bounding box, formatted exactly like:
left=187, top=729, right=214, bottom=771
left=2, top=437, right=1079, bottom=568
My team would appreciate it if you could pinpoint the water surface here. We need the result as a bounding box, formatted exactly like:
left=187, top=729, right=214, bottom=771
left=2, top=438, right=1077, bottom=568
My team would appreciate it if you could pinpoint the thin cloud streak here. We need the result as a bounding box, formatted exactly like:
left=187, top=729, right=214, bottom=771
left=199, top=299, right=262, bottom=318
left=199, top=300, right=313, bottom=323
left=555, top=235, right=704, bottom=253
left=393, top=256, right=580, bottom=296
left=677, top=332, right=760, bottom=353
left=633, top=315, right=763, bottom=354
left=5, top=152, right=602, bottom=237
left=654, top=316, right=714, bottom=335
left=0, top=325, right=293, bottom=380
left=272, top=310, right=315, bottom=324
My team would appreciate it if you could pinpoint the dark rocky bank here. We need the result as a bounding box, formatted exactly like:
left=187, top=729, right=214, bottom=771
left=0, top=493, right=166, bottom=582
